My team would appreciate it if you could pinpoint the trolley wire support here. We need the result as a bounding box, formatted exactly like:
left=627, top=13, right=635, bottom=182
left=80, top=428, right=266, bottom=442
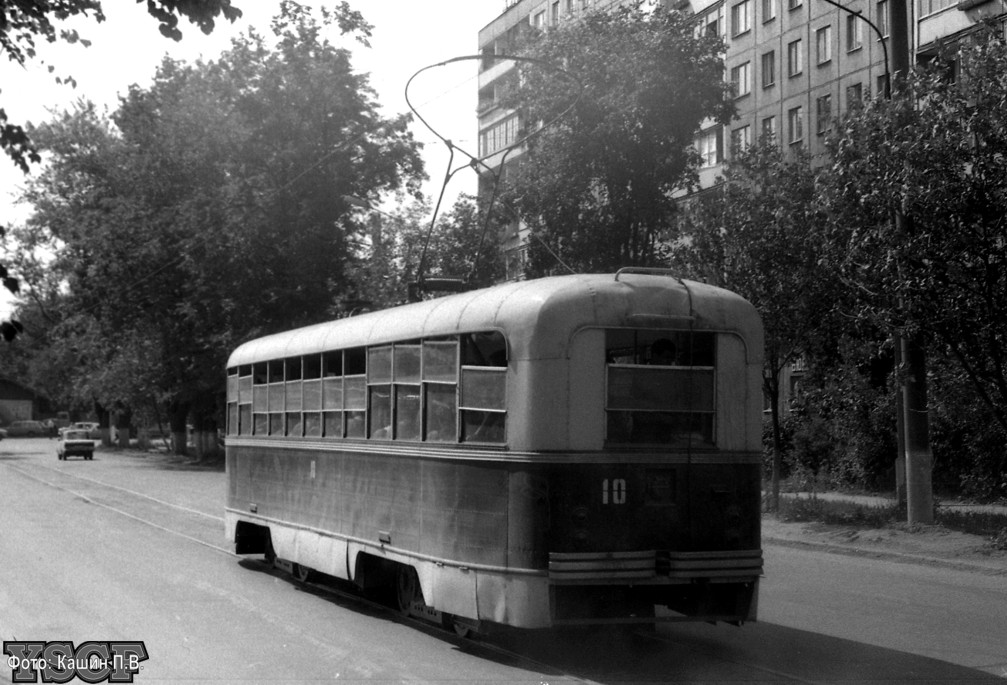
left=403, top=54, right=584, bottom=300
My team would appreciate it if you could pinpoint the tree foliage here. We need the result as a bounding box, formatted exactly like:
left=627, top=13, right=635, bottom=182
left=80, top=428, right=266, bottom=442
left=10, top=1, right=424, bottom=451
left=349, top=195, right=505, bottom=311
left=672, top=141, right=844, bottom=505
left=1, top=0, right=243, bottom=172
left=0, top=0, right=244, bottom=343
left=821, top=28, right=1007, bottom=446
left=502, top=3, right=732, bottom=275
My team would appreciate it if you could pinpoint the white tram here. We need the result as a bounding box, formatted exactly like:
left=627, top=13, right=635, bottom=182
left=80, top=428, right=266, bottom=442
left=225, top=269, right=764, bottom=631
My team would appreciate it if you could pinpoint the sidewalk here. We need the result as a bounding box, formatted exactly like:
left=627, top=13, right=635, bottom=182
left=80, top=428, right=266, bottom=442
left=762, top=492, right=1007, bottom=576
left=779, top=490, right=1007, bottom=516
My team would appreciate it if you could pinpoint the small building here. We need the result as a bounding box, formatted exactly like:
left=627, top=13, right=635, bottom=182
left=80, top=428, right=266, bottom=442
left=0, top=378, right=38, bottom=424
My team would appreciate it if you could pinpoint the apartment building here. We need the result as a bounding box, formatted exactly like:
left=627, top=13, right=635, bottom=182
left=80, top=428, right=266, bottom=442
left=477, top=0, right=636, bottom=278
left=476, top=0, right=1005, bottom=278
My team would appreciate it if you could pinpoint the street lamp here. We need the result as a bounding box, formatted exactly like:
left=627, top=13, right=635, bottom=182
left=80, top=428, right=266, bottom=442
left=817, top=0, right=933, bottom=523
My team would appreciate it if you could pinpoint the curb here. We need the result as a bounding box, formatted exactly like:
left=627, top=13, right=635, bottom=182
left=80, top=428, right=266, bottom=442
left=763, top=534, right=1007, bottom=576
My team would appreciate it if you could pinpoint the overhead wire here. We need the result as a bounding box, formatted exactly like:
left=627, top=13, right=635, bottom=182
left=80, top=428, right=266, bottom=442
left=404, top=53, right=584, bottom=294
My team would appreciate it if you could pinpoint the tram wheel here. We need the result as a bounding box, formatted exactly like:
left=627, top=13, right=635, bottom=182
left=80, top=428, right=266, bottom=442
left=293, top=563, right=312, bottom=584
left=395, top=565, right=420, bottom=617
left=442, top=613, right=477, bottom=639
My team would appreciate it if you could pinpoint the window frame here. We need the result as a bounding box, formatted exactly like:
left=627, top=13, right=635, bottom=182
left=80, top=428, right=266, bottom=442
left=846, top=14, right=863, bottom=52
left=816, top=93, right=832, bottom=134
left=816, top=25, right=833, bottom=65
left=761, top=50, right=776, bottom=88
left=731, top=0, right=753, bottom=36
left=762, top=0, right=777, bottom=22
left=788, top=105, right=804, bottom=145
left=787, top=38, right=803, bottom=77
left=730, top=61, right=752, bottom=97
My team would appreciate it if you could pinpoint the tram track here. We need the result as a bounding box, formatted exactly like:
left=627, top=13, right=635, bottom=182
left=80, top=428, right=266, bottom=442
left=2, top=459, right=235, bottom=556
left=4, top=457, right=821, bottom=682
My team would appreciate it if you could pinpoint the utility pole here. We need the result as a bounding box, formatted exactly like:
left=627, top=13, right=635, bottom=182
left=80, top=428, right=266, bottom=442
left=889, top=0, right=934, bottom=524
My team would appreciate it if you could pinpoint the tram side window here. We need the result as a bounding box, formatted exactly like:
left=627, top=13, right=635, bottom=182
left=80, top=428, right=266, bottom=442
left=252, top=362, right=269, bottom=435
left=302, top=354, right=322, bottom=437
left=226, top=368, right=243, bottom=436
left=605, top=330, right=716, bottom=447
left=285, top=357, right=303, bottom=437
left=423, top=338, right=458, bottom=443
left=459, top=331, right=507, bottom=443
left=267, top=358, right=285, bottom=435
left=321, top=349, right=343, bottom=437
left=368, top=346, right=393, bottom=439
left=344, top=348, right=367, bottom=438
left=394, top=343, right=421, bottom=440
left=238, top=365, right=252, bottom=435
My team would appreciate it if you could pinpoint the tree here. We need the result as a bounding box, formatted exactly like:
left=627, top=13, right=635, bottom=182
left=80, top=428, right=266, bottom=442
left=12, top=1, right=424, bottom=455
left=820, top=28, right=1007, bottom=488
left=500, top=3, right=732, bottom=275
left=672, top=141, right=843, bottom=509
left=348, top=195, right=505, bottom=311
left=0, top=0, right=244, bottom=341
left=1, top=0, right=243, bottom=172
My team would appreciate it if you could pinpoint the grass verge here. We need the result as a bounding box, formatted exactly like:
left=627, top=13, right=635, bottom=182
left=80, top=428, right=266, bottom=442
left=767, top=495, right=1007, bottom=550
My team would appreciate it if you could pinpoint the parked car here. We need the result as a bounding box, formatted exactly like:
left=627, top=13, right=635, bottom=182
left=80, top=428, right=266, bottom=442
left=66, top=421, right=101, bottom=439
left=6, top=420, right=47, bottom=437
left=57, top=429, right=94, bottom=460
left=0, top=427, right=7, bottom=440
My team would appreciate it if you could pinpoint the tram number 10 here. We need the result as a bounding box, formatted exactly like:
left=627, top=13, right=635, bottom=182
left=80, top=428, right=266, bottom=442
left=602, top=478, right=627, bottom=505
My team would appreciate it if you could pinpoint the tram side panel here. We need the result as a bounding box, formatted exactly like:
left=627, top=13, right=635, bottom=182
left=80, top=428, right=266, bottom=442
left=228, top=445, right=516, bottom=557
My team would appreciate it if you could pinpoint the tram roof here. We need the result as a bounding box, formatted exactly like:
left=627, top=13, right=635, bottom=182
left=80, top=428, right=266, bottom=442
left=227, top=272, right=763, bottom=367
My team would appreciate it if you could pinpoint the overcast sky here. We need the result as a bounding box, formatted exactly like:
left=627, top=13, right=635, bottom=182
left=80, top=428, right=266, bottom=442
left=0, top=1, right=505, bottom=316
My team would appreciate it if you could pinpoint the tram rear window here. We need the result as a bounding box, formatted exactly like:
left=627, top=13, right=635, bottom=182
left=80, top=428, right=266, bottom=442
left=605, top=330, right=716, bottom=447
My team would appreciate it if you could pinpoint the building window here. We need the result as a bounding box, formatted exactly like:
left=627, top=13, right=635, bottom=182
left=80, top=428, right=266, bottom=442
left=816, top=94, right=832, bottom=134
left=762, top=115, right=777, bottom=141
left=876, top=0, right=889, bottom=38
left=762, top=0, right=777, bottom=22
left=788, top=39, right=803, bottom=76
left=877, top=73, right=889, bottom=97
left=698, top=6, right=725, bottom=37
left=731, top=61, right=752, bottom=97
left=847, top=82, right=863, bottom=109
left=918, top=0, right=956, bottom=17
left=698, top=127, right=723, bottom=167
left=731, top=125, right=751, bottom=153
left=731, top=0, right=752, bottom=35
left=788, top=106, right=804, bottom=144
left=479, top=115, right=520, bottom=157
left=761, top=50, right=776, bottom=88
left=846, top=14, right=863, bottom=51
left=551, top=0, right=560, bottom=25
left=532, top=10, right=546, bottom=29
left=788, top=0, right=802, bottom=10
left=816, top=25, right=832, bottom=64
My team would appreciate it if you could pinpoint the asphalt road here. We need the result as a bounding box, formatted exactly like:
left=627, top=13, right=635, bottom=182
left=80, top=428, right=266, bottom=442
left=1, top=438, right=1004, bottom=683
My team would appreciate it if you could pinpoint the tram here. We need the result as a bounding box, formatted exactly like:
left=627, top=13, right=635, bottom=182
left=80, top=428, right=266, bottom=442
left=224, top=269, right=764, bottom=632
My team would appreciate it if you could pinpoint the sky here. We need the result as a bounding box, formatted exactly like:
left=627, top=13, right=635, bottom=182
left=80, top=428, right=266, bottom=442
left=0, top=0, right=507, bottom=316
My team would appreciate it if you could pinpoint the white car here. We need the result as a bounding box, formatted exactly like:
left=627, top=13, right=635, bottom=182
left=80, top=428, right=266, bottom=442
left=57, top=429, right=95, bottom=461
